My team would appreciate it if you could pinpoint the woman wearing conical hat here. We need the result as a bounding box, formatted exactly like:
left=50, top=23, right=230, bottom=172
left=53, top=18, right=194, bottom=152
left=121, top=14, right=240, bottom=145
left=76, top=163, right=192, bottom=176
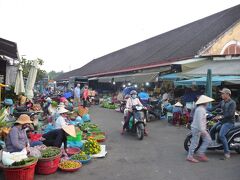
left=187, top=95, right=214, bottom=163
left=55, top=106, right=69, bottom=129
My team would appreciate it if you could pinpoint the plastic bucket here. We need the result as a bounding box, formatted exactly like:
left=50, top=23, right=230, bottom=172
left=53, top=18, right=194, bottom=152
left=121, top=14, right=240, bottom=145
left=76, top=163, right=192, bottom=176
left=3, top=161, right=37, bottom=180
left=36, top=155, right=61, bottom=175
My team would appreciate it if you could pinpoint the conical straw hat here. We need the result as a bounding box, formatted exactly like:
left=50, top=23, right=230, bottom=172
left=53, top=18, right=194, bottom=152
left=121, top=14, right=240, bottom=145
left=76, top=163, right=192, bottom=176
left=57, top=106, right=68, bottom=114
left=62, top=125, right=76, bottom=137
left=174, top=102, right=183, bottom=107
left=16, top=114, right=32, bottom=124
left=195, top=95, right=214, bottom=105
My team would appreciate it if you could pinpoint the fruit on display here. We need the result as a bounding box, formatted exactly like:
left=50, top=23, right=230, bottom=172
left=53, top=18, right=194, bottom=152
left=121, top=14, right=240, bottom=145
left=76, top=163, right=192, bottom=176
left=71, top=151, right=89, bottom=161
left=40, top=147, right=61, bottom=158
left=59, top=160, right=81, bottom=169
left=83, top=138, right=101, bottom=155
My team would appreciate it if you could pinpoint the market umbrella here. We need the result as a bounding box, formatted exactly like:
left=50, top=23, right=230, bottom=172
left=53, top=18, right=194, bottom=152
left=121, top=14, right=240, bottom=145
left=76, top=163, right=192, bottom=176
left=25, top=60, right=38, bottom=100
left=206, top=69, right=212, bottom=108
left=14, top=64, right=25, bottom=95
left=122, top=86, right=136, bottom=96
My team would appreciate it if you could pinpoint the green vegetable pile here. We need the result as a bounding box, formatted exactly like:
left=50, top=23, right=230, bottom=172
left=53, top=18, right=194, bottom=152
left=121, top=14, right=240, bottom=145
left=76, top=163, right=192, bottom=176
left=81, top=123, right=99, bottom=132
left=71, top=152, right=89, bottom=161
left=12, top=157, right=36, bottom=167
left=41, top=147, right=61, bottom=158
left=101, top=102, right=117, bottom=109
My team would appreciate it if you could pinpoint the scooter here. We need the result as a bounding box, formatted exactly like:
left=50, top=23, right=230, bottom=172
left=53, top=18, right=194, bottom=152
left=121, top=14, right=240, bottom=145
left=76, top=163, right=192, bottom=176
left=124, top=105, right=147, bottom=140
left=146, top=98, right=163, bottom=121
left=184, top=114, right=240, bottom=154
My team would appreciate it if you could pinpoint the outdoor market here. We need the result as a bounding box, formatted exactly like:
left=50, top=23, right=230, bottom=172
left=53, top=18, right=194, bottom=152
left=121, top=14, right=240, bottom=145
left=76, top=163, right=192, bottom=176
left=1, top=2, right=240, bottom=180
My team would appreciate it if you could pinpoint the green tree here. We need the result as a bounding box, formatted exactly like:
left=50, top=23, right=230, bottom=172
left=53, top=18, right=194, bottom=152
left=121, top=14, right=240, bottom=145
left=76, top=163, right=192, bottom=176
left=21, top=57, right=47, bottom=82
left=48, top=70, right=64, bottom=80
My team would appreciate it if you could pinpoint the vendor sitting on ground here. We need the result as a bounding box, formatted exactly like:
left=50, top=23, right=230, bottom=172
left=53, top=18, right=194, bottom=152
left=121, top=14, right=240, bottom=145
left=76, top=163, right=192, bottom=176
left=5, top=114, right=32, bottom=153
left=55, top=106, right=69, bottom=129
left=18, top=93, right=27, bottom=106
left=172, top=102, right=183, bottom=125
left=42, top=125, right=76, bottom=156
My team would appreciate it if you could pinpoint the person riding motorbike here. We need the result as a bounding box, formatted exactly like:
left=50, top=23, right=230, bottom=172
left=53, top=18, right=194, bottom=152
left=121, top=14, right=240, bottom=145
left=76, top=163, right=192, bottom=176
left=122, top=90, right=147, bottom=135
left=209, top=88, right=236, bottom=160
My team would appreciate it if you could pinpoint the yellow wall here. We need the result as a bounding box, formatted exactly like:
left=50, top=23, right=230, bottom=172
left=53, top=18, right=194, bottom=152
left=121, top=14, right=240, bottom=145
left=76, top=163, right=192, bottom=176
left=201, top=21, right=240, bottom=55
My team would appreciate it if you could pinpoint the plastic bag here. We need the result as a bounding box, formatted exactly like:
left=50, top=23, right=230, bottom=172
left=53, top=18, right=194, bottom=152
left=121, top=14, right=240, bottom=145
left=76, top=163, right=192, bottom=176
left=2, top=149, right=28, bottom=166
left=82, top=114, right=91, bottom=122
left=29, top=147, right=41, bottom=158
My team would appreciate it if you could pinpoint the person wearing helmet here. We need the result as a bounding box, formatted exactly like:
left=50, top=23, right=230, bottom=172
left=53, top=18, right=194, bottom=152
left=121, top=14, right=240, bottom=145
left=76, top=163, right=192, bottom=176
left=122, top=90, right=143, bottom=134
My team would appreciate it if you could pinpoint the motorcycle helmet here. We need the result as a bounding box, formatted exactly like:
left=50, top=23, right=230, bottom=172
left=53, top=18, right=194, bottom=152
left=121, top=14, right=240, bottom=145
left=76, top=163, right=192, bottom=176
left=130, top=90, right=137, bottom=95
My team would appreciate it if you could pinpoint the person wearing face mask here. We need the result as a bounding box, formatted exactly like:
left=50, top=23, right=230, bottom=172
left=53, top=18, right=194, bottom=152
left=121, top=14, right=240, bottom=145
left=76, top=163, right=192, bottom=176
left=5, top=114, right=32, bottom=153
left=122, top=90, right=144, bottom=134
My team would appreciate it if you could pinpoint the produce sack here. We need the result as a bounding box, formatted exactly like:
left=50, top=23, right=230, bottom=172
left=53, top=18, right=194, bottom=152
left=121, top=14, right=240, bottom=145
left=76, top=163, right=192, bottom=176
left=2, top=148, right=28, bottom=166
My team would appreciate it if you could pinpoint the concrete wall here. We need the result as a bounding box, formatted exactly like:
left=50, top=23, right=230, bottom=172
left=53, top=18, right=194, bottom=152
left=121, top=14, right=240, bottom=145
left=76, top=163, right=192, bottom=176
left=201, top=21, right=240, bottom=55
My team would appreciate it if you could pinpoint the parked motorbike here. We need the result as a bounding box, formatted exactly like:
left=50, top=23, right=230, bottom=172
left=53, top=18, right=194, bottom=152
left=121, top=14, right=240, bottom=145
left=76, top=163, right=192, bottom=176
left=184, top=112, right=240, bottom=154
left=124, top=105, right=147, bottom=140
left=13, top=106, right=40, bottom=119
left=146, top=99, right=163, bottom=121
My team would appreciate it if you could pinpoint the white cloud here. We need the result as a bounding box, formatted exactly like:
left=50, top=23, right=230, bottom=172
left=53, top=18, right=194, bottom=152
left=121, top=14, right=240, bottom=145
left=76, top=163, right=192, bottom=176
left=0, top=0, right=239, bottom=72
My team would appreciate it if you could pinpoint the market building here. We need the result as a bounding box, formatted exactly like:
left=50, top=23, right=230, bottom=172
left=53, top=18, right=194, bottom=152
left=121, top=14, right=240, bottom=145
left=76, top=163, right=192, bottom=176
left=0, top=37, right=19, bottom=85
left=55, top=5, right=240, bottom=103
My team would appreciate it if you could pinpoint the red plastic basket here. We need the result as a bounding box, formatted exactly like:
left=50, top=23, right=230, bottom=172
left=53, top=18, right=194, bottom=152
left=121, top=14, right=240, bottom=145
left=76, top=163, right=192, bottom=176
left=3, top=162, right=37, bottom=180
left=66, top=147, right=81, bottom=156
left=36, top=155, right=61, bottom=175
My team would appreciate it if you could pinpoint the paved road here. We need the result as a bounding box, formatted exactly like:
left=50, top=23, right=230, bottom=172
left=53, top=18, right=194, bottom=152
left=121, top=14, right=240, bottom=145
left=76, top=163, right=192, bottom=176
left=1, top=106, right=240, bottom=180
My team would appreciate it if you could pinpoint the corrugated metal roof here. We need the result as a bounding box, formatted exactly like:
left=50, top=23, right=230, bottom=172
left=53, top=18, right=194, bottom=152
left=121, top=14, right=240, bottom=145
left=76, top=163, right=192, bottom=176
left=0, top=38, right=18, bottom=59
left=55, top=4, right=240, bottom=81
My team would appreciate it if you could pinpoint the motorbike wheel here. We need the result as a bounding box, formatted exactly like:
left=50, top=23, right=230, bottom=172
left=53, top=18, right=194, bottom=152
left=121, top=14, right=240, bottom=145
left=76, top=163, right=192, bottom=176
left=148, top=114, right=156, bottom=122
left=136, top=123, right=144, bottom=140
left=120, top=104, right=125, bottom=113
left=231, top=135, right=240, bottom=154
left=184, top=134, right=202, bottom=152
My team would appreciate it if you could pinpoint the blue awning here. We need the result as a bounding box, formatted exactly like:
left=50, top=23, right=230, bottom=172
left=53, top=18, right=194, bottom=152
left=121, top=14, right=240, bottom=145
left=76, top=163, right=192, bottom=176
left=159, top=73, right=185, bottom=81
left=174, top=76, right=240, bottom=86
